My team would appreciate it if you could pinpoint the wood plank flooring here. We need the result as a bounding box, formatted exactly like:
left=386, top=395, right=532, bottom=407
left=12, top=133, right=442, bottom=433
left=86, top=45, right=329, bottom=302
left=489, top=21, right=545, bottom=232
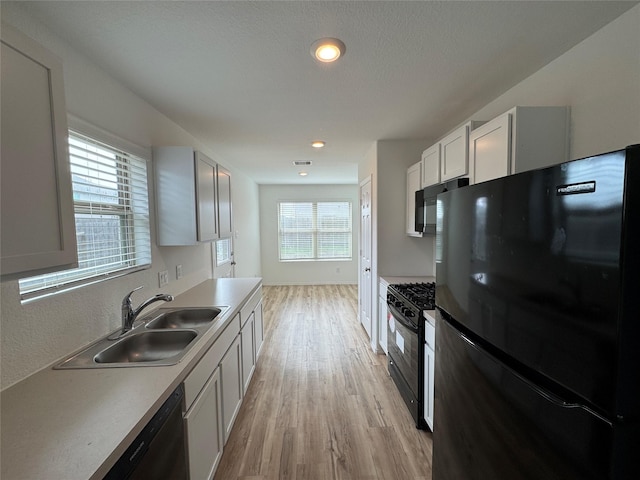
left=214, top=284, right=433, bottom=480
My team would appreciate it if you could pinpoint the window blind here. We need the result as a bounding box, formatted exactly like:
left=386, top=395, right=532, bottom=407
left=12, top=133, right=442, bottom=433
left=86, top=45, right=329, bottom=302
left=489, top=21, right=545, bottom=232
left=19, top=131, right=151, bottom=299
left=278, top=201, right=352, bottom=261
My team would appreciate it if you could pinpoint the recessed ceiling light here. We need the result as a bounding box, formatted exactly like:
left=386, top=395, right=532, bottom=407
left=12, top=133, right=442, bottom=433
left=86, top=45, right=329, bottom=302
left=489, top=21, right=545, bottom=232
left=311, top=140, right=325, bottom=148
left=299, top=171, right=308, bottom=176
left=311, top=38, right=345, bottom=63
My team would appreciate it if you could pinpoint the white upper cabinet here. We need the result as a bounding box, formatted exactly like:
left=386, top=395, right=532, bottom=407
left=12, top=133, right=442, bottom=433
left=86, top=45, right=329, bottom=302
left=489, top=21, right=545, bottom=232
left=154, top=147, right=218, bottom=245
left=469, top=106, right=570, bottom=185
left=420, top=121, right=483, bottom=189
left=154, top=147, right=233, bottom=245
left=406, top=161, right=422, bottom=237
left=196, top=151, right=219, bottom=242
left=469, top=113, right=512, bottom=185
left=421, top=143, right=440, bottom=188
left=440, top=122, right=478, bottom=182
left=1, top=23, right=77, bottom=278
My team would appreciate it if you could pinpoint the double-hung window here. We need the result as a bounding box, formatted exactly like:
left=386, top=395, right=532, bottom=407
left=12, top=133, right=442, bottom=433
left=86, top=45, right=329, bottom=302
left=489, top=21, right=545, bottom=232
left=19, top=130, right=151, bottom=300
left=278, top=201, right=352, bottom=261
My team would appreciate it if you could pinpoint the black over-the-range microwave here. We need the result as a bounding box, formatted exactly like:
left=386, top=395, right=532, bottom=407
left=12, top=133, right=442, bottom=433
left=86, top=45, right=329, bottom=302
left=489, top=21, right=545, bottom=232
left=415, top=178, right=469, bottom=235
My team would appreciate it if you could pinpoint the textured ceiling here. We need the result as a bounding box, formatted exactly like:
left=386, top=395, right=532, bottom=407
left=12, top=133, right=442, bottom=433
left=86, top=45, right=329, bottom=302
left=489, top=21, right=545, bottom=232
left=8, top=1, right=637, bottom=184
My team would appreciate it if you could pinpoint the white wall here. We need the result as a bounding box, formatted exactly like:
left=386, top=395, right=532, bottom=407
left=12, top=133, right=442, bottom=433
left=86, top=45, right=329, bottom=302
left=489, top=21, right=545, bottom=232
left=259, top=184, right=359, bottom=285
left=0, top=5, right=262, bottom=389
left=376, top=140, right=434, bottom=277
left=466, top=4, right=640, bottom=159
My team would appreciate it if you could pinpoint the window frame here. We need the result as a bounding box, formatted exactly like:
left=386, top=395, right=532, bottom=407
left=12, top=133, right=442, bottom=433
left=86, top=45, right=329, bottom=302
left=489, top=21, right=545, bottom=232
left=277, top=200, right=353, bottom=262
left=19, top=117, right=152, bottom=302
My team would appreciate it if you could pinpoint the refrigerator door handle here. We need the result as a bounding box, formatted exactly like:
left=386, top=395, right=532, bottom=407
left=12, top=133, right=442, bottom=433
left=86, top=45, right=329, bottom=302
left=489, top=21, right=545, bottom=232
left=456, top=326, right=611, bottom=425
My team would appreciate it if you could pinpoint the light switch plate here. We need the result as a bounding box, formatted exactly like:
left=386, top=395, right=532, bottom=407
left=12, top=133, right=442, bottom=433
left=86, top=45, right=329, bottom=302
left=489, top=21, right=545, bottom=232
left=158, top=270, right=169, bottom=287
left=176, top=264, right=183, bottom=279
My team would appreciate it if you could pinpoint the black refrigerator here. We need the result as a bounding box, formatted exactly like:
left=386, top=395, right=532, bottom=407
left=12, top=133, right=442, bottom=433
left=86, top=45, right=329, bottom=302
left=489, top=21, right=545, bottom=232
left=433, top=145, right=640, bottom=479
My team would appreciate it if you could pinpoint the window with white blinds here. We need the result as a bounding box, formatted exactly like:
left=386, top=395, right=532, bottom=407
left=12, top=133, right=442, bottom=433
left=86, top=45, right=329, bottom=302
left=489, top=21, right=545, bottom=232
left=278, top=201, right=352, bottom=261
left=19, top=130, right=151, bottom=299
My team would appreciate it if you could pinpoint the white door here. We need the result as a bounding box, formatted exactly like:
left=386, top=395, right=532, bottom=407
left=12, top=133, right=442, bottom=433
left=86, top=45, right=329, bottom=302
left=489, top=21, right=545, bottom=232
left=359, top=177, right=372, bottom=338
left=213, top=237, right=235, bottom=278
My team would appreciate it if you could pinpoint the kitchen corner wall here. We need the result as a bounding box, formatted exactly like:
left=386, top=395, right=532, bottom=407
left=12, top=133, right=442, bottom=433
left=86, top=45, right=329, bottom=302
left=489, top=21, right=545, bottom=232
left=0, top=5, right=262, bottom=389
left=259, top=184, right=359, bottom=285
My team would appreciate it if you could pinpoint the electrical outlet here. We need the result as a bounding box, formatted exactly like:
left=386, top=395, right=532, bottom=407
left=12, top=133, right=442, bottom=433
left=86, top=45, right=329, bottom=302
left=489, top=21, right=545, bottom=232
left=176, top=264, right=183, bottom=279
left=158, top=270, right=169, bottom=287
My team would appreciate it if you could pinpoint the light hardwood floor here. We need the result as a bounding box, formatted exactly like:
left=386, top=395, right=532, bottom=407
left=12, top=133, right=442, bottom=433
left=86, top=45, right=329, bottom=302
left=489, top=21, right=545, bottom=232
left=213, top=284, right=433, bottom=480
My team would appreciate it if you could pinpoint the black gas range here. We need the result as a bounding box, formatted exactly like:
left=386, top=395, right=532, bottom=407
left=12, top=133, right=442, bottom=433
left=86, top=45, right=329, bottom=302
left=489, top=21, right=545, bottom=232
left=386, top=282, right=435, bottom=430
left=387, top=282, right=435, bottom=325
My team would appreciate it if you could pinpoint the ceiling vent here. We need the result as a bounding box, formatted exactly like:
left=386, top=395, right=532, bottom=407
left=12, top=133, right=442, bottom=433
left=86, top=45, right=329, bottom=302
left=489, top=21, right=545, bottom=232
left=293, top=160, right=312, bottom=166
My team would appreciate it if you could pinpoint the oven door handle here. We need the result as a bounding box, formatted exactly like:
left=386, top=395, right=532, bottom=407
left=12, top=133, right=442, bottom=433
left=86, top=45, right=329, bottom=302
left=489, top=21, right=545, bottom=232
left=387, top=303, right=419, bottom=333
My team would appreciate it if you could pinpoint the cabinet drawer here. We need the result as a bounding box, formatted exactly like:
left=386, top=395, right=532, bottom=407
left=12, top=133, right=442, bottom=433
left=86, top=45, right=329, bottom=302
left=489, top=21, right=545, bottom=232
left=184, top=314, right=240, bottom=408
left=240, top=286, right=262, bottom=327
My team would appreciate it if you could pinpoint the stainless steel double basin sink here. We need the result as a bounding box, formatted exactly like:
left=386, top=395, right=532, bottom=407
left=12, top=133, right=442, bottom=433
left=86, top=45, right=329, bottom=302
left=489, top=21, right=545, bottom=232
left=56, top=307, right=228, bottom=369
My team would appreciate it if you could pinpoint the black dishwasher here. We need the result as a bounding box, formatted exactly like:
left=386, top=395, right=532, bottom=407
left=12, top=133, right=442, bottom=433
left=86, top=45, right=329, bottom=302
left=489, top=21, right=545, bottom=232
left=104, top=384, right=187, bottom=480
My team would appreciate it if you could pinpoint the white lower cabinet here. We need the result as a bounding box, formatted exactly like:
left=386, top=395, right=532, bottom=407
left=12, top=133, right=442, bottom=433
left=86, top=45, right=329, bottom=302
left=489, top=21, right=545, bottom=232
left=220, top=334, right=243, bottom=444
left=240, top=312, right=256, bottom=394
left=180, top=286, right=264, bottom=477
left=423, top=321, right=436, bottom=431
left=378, top=281, right=388, bottom=354
left=254, top=302, right=264, bottom=357
left=184, top=367, right=223, bottom=480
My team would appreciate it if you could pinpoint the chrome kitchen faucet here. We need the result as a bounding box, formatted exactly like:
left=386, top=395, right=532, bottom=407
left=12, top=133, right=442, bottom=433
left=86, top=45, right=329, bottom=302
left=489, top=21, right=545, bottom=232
left=120, top=286, right=174, bottom=335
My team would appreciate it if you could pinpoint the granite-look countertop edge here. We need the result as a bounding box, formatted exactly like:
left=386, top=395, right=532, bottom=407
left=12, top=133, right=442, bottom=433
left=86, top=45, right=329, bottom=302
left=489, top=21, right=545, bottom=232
left=0, top=277, right=261, bottom=480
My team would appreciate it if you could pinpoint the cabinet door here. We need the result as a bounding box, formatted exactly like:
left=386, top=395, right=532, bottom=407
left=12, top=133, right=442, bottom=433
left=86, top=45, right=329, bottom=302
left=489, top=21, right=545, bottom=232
left=421, top=143, right=441, bottom=188
left=440, top=125, right=470, bottom=181
left=240, top=313, right=255, bottom=394
left=220, top=335, right=243, bottom=444
left=424, top=344, right=435, bottom=431
left=378, top=295, right=388, bottom=355
left=184, top=367, right=223, bottom=480
left=217, top=165, right=233, bottom=239
left=406, top=162, right=422, bottom=236
left=254, top=302, right=264, bottom=358
left=195, top=152, right=218, bottom=241
left=1, top=24, right=77, bottom=277
left=469, top=113, right=512, bottom=185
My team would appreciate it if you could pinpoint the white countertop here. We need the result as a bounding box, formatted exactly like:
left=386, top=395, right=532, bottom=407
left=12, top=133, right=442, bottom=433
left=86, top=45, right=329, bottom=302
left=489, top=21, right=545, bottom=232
left=424, top=309, right=436, bottom=328
left=0, top=277, right=261, bottom=480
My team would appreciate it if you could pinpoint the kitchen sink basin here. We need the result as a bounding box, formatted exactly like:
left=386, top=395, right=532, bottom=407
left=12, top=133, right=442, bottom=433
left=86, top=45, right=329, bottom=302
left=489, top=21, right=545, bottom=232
left=55, top=306, right=229, bottom=369
left=145, top=307, right=225, bottom=329
left=94, top=330, right=198, bottom=364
